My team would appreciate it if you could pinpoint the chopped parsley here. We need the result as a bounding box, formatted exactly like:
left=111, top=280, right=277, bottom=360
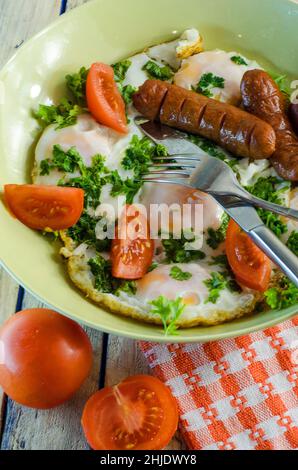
left=286, top=231, right=298, bottom=257
left=170, top=266, right=192, bottom=281
left=143, top=60, right=174, bottom=81
left=204, top=270, right=240, bottom=304
left=108, top=170, right=142, bottom=205
left=119, top=84, right=138, bottom=106
left=40, top=145, right=85, bottom=175
left=150, top=296, right=185, bottom=336
left=246, top=177, right=289, bottom=238
left=209, top=254, right=229, bottom=268
left=122, top=135, right=167, bottom=177
left=204, top=272, right=228, bottom=304
left=89, top=255, right=137, bottom=296
left=231, top=55, right=248, bottom=66
left=65, top=67, right=89, bottom=105
left=207, top=213, right=229, bottom=250
left=67, top=212, right=111, bottom=252
left=264, top=276, right=298, bottom=310
left=35, top=99, right=82, bottom=130
left=269, top=72, right=292, bottom=99
left=115, top=281, right=137, bottom=297
left=148, top=262, right=159, bottom=273
left=112, top=60, right=132, bottom=82
left=162, top=232, right=206, bottom=263
left=59, top=154, right=109, bottom=208
left=192, top=72, right=225, bottom=98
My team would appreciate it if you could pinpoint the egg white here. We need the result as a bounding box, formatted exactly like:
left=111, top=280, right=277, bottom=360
left=175, top=50, right=260, bottom=105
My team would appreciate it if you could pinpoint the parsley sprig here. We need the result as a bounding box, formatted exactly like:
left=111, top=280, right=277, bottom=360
left=150, top=296, right=185, bottom=335
left=143, top=60, right=174, bottom=81
left=170, top=266, right=192, bottom=281
left=35, top=99, right=82, bottom=130
left=264, top=277, right=298, bottom=310
left=207, top=213, right=229, bottom=250
left=66, top=67, right=89, bottom=105
left=162, top=232, right=206, bottom=263
left=193, top=72, right=225, bottom=98
left=246, top=177, right=289, bottom=238
left=231, top=55, right=248, bottom=66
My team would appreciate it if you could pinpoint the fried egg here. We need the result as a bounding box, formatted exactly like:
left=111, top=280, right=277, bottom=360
left=175, top=50, right=260, bottom=105
left=33, top=29, right=266, bottom=328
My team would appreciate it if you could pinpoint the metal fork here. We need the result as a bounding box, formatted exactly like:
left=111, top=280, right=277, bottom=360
left=136, top=118, right=298, bottom=287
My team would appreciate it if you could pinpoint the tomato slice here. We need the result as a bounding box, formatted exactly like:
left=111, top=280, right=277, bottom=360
left=111, top=205, right=154, bottom=280
left=86, top=62, right=128, bottom=134
left=82, top=375, right=178, bottom=450
left=4, top=184, right=84, bottom=231
left=226, top=220, right=272, bottom=292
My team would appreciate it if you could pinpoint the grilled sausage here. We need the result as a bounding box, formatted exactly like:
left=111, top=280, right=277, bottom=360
left=241, top=69, right=298, bottom=181
left=133, top=79, right=276, bottom=159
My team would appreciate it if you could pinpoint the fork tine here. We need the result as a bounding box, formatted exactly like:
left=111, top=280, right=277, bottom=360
left=149, top=163, right=196, bottom=168
left=143, top=169, right=191, bottom=176
left=141, top=177, right=190, bottom=186
left=152, top=156, right=201, bottom=162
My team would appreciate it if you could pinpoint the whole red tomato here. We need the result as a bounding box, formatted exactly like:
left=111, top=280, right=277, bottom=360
left=0, top=309, right=93, bottom=409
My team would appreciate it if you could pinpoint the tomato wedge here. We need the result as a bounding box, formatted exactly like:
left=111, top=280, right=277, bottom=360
left=226, top=220, right=272, bottom=292
left=82, top=375, right=178, bottom=450
left=111, top=205, right=154, bottom=280
left=86, top=62, right=128, bottom=134
left=4, top=184, right=84, bottom=231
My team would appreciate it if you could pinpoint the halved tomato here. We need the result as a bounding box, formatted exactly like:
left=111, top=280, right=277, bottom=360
left=82, top=375, right=178, bottom=450
left=86, top=62, right=128, bottom=134
left=226, top=219, right=272, bottom=292
left=4, top=184, right=84, bottom=231
left=111, top=205, right=154, bottom=279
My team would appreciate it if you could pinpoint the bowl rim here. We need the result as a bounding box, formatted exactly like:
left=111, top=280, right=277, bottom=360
left=0, top=0, right=297, bottom=343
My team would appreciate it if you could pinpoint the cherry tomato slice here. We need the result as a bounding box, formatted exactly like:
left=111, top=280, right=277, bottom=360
left=86, top=62, right=128, bottom=134
left=0, top=309, right=92, bottom=409
left=226, top=219, right=272, bottom=292
left=82, top=375, right=178, bottom=450
left=4, top=184, right=84, bottom=231
left=111, top=205, right=154, bottom=280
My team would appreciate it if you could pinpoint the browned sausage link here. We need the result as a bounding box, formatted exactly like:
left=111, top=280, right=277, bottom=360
left=241, top=69, right=298, bottom=181
left=133, top=79, right=276, bottom=160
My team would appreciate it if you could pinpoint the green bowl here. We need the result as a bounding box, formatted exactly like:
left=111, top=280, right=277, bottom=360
left=0, top=0, right=297, bottom=343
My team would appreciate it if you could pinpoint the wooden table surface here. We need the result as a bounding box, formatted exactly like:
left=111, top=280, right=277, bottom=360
left=0, top=0, right=184, bottom=451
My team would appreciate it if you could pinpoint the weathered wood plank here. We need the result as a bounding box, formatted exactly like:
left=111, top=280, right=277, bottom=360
left=0, top=0, right=61, bottom=69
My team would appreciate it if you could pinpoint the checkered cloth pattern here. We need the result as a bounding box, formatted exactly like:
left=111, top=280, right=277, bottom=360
left=140, top=317, right=298, bottom=450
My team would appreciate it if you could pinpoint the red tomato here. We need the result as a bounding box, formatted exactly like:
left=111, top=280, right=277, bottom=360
left=82, top=375, right=178, bottom=450
left=86, top=62, right=128, bottom=134
left=0, top=309, right=92, bottom=409
left=226, top=220, right=272, bottom=292
left=4, top=184, right=84, bottom=231
left=111, top=205, right=154, bottom=279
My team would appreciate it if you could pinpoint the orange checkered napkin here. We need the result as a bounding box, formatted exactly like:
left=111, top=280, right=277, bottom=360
left=140, top=317, right=298, bottom=450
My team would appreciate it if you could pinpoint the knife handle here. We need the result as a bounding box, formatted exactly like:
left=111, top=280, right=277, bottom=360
left=250, top=225, right=298, bottom=287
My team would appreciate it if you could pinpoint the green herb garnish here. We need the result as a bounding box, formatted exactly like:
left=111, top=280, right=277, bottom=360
left=40, top=145, right=85, bottom=175
left=150, top=296, right=185, bottom=335
left=231, top=55, right=248, bottom=66
left=67, top=212, right=111, bottom=252
left=122, top=135, right=167, bottom=177
left=246, top=177, right=289, bottom=238
left=66, top=67, right=89, bottom=105
left=35, top=99, right=82, bottom=130
left=143, top=60, right=174, bottom=81
left=192, top=72, right=225, bottom=98
left=204, top=272, right=228, bottom=304
left=170, top=266, right=192, bottom=281
left=264, top=277, right=298, bottom=310
left=207, top=213, right=229, bottom=250
left=162, top=232, right=206, bottom=264
left=112, top=60, right=132, bottom=82
left=286, top=231, right=298, bottom=257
